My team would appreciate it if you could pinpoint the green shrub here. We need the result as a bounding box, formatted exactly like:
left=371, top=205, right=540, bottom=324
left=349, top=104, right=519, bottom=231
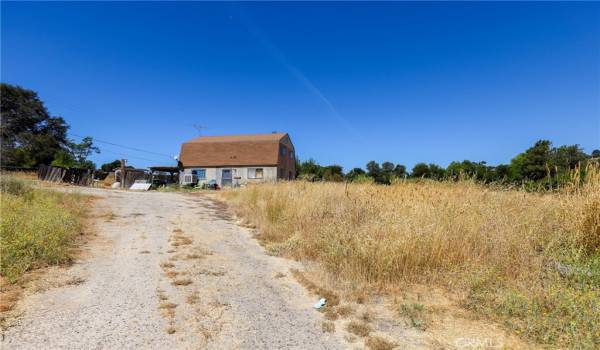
left=0, top=177, right=88, bottom=282
left=0, top=175, right=32, bottom=197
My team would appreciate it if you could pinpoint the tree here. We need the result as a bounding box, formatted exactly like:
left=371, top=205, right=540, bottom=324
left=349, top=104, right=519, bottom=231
left=297, top=159, right=323, bottom=181
left=366, top=161, right=381, bottom=178
left=551, top=144, right=588, bottom=170
left=69, top=137, right=99, bottom=169
left=322, top=165, right=344, bottom=182
left=51, top=150, right=77, bottom=168
left=511, top=140, right=553, bottom=181
left=493, top=164, right=510, bottom=182
left=592, top=150, right=600, bottom=158
left=411, top=163, right=430, bottom=178
left=393, top=164, right=407, bottom=178
left=346, top=167, right=365, bottom=181
left=101, top=160, right=122, bottom=172
left=428, top=163, right=446, bottom=180
left=381, top=162, right=395, bottom=174
left=1, top=83, right=69, bottom=167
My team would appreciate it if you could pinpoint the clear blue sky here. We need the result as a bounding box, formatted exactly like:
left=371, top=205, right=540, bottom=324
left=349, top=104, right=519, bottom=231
left=2, top=2, right=599, bottom=170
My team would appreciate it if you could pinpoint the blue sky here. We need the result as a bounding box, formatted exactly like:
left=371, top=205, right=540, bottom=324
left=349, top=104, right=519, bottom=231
left=2, top=1, right=599, bottom=170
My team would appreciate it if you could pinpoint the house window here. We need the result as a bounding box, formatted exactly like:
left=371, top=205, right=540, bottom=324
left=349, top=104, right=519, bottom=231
left=191, top=168, right=206, bottom=180
left=248, top=168, right=263, bottom=179
left=280, top=145, right=287, bottom=157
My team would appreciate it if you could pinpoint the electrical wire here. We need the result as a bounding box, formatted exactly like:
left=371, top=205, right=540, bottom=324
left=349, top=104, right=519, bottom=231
left=70, top=133, right=175, bottom=159
left=98, top=148, right=170, bottom=164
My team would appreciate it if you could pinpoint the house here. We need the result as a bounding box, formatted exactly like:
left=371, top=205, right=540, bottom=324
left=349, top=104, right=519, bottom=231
left=178, top=133, right=296, bottom=187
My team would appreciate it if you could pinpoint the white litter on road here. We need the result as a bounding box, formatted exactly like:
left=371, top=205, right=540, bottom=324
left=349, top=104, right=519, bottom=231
left=129, top=182, right=151, bottom=191
left=313, top=298, right=327, bottom=309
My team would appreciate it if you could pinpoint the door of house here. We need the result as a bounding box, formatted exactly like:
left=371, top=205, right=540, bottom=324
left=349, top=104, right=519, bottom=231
left=221, top=169, right=232, bottom=187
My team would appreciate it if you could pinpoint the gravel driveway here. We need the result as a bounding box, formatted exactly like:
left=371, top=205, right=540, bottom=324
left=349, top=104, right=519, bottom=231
left=2, top=188, right=346, bottom=350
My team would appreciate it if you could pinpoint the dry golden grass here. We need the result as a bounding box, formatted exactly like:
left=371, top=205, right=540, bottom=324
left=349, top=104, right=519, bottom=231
left=365, top=336, right=397, bottom=350
left=187, top=292, right=200, bottom=304
left=171, top=237, right=193, bottom=247
left=291, top=269, right=340, bottom=307
left=224, top=165, right=600, bottom=348
left=346, top=320, right=372, bottom=337
left=160, top=262, right=175, bottom=269
left=322, top=320, right=335, bottom=333
left=172, top=278, right=192, bottom=286
left=159, top=302, right=177, bottom=310
left=0, top=284, right=21, bottom=312
left=184, top=253, right=203, bottom=260
left=325, top=304, right=355, bottom=321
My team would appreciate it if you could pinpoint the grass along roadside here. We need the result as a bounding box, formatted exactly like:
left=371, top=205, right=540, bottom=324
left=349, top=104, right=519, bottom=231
left=222, top=165, right=600, bottom=349
left=0, top=174, right=92, bottom=284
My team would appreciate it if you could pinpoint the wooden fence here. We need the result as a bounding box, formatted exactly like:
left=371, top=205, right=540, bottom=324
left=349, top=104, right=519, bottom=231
left=37, top=165, right=95, bottom=186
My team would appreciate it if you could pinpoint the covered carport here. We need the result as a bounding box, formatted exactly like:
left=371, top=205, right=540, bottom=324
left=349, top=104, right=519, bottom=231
left=149, top=166, right=180, bottom=187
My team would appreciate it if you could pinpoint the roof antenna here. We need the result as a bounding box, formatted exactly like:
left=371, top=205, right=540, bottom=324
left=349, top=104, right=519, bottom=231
left=193, top=124, right=208, bottom=136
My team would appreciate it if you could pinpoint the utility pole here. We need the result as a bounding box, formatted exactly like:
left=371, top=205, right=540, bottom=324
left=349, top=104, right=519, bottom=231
left=120, top=159, right=126, bottom=189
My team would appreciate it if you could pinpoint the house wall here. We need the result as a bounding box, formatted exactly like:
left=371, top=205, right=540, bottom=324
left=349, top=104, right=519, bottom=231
left=180, top=166, right=278, bottom=186
left=276, top=135, right=296, bottom=180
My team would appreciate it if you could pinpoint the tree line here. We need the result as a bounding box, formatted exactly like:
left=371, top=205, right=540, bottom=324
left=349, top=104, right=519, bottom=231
left=298, top=140, right=599, bottom=187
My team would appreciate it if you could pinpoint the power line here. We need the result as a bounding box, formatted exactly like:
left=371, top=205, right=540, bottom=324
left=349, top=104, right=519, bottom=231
left=98, top=148, right=169, bottom=164
left=70, top=133, right=174, bottom=159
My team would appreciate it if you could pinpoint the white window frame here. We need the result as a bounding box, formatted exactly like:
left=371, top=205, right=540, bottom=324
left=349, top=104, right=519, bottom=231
left=191, top=168, right=206, bottom=180
left=248, top=167, right=264, bottom=179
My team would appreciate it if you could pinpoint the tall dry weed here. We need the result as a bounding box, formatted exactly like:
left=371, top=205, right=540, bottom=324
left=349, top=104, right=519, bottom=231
left=223, top=164, right=600, bottom=348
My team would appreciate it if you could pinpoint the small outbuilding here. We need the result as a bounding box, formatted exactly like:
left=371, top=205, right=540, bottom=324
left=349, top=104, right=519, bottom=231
left=178, top=133, right=296, bottom=187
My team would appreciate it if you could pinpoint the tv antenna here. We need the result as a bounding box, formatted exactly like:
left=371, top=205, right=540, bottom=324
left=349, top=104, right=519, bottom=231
left=193, top=124, right=208, bottom=136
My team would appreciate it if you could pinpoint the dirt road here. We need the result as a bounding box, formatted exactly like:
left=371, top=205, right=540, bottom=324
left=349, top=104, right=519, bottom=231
left=2, top=188, right=346, bottom=349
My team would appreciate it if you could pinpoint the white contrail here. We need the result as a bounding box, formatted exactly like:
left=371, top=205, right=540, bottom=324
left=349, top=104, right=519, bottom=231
left=234, top=5, right=363, bottom=141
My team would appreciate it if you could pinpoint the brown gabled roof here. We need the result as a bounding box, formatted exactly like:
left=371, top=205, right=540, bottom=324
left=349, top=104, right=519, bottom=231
left=179, top=133, right=288, bottom=167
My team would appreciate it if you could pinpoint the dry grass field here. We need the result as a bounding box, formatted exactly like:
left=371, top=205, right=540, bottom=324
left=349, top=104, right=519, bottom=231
left=223, top=165, right=600, bottom=349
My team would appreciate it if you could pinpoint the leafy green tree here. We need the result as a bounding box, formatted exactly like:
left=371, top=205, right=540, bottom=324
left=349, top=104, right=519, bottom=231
left=366, top=161, right=381, bottom=178
left=69, top=137, right=99, bottom=169
left=493, top=164, right=510, bottom=182
left=428, top=163, right=446, bottom=180
left=447, top=160, right=494, bottom=181
left=508, top=153, right=526, bottom=182
left=511, top=140, right=553, bottom=181
left=322, top=165, right=344, bottom=182
left=551, top=144, right=588, bottom=170
left=101, top=160, right=122, bottom=172
left=592, top=150, right=600, bottom=158
left=297, top=159, right=323, bottom=181
left=411, top=163, right=430, bottom=178
left=381, top=162, right=395, bottom=174
left=393, top=164, right=407, bottom=178
left=1, top=83, right=69, bottom=167
left=346, top=167, right=366, bottom=181
left=50, top=150, right=77, bottom=168
left=1, top=83, right=99, bottom=169
left=377, top=161, right=396, bottom=184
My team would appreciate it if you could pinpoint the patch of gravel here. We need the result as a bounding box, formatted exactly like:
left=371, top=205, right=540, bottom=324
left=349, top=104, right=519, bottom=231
left=1, top=188, right=346, bottom=349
